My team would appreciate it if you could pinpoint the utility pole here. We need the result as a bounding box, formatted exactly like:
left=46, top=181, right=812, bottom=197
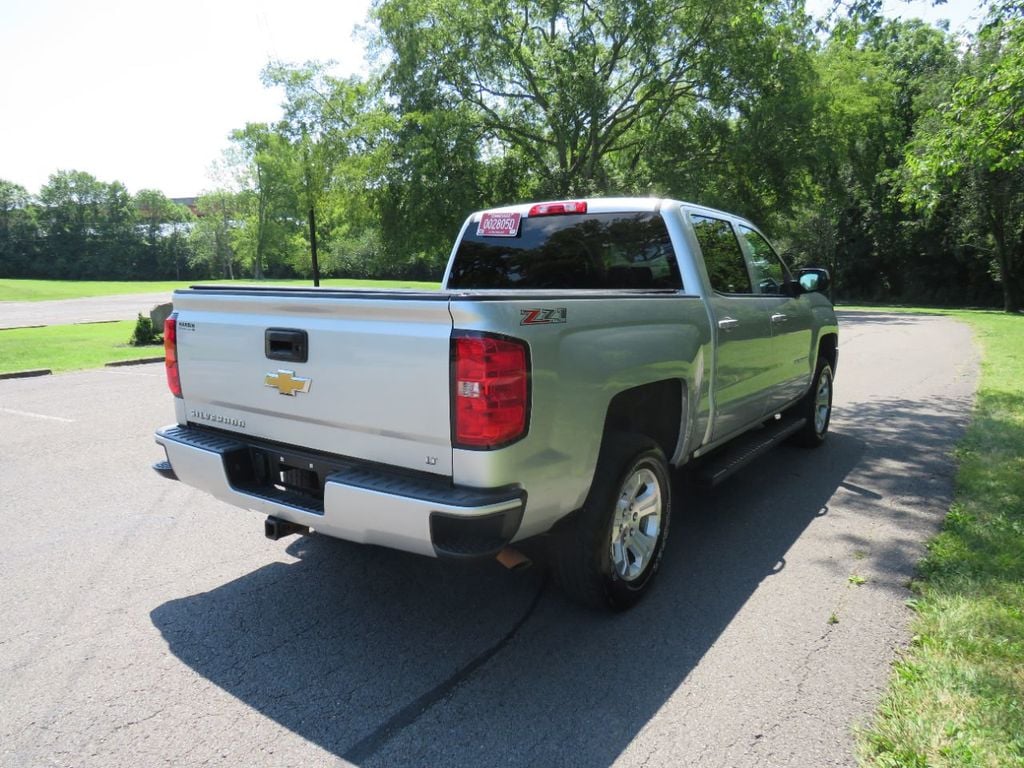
left=309, top=205, right=320, bottom=287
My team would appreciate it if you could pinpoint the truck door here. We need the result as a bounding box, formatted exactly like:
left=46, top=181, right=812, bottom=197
left=688, top=213, right=775, bottom=442
left=737, top=224, right=814, bottom=413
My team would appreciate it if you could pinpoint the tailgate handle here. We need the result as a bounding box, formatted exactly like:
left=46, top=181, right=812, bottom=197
left=265, top=328, right=308, bottom=363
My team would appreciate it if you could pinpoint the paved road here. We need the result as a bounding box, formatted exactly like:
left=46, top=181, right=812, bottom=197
left=0, top=292, right=172, bottom=329
left=0, top=311, right=978, bottom=767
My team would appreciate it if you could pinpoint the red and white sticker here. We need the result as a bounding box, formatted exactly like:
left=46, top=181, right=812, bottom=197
left=476, top=212, right=521, bottom=237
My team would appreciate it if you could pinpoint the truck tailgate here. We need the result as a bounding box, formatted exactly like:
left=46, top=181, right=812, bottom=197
left=170, top=289, right=454, bottom=475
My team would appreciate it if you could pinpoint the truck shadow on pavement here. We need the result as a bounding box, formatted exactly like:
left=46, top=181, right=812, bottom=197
left=149, top=310, right=977, bottom=765
left=834, top=309, right=939, bottom=326
left=149, top=427, right=889, bottom=766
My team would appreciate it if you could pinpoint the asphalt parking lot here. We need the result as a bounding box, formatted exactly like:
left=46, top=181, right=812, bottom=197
left=0, top=311, right=978, bottom=767
left=0, top=292, right=172, bottom=329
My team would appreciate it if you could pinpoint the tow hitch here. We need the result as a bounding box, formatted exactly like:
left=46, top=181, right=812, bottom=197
left=264, top=516, right=310, bottom=540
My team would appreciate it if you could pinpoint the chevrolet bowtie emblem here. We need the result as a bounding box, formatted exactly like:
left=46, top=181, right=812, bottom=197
left=265, top=370, right=312, bottom=396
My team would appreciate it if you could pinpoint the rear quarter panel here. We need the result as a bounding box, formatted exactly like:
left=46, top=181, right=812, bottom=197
left=449, top=292, right=712, bottom=539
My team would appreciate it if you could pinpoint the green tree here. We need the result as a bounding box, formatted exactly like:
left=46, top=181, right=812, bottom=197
left=638, top=4, right=819, bottom=225
left=370, top=0, right=809, bottom=197
left=190, top=190, right=243, bottom=279
left=259, top=60, right=466, bottom=279
left=781, top=18, right=964, bottom=304
left=100, top=181, right=141, bottom=277
left=0, top=180, right=38, bottom=277
left=262, top=62, right=352, bottom=282
left=902, top=10, right=1024, bottom=312
left=229, top=123, right=303, bottom=278
left=37, top=170, right=141, bottom=279
left=135, top=190, right=194, bottom=279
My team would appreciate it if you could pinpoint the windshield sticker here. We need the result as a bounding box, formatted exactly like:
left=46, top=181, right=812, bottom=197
left=477, top=212, right=522, bottom=237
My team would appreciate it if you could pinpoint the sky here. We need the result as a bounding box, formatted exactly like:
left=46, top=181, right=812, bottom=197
left=0, top=0, right=985, bottom=200
left=0, top=0, right=371, bottom=199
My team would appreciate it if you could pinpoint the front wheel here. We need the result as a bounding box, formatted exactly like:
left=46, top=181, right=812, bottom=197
left=791, top=359, right=834, bottom=448
left=553, top=434, right=672, bottom=611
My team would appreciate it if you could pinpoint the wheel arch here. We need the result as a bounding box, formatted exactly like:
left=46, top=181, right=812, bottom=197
left=601, top=379, right=684, bottom=464
left=818, top=332, right=838, bottom=374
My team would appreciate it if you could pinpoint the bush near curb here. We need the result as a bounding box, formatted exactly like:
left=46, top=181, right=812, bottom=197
left=130, top=314, right=160, bottom=346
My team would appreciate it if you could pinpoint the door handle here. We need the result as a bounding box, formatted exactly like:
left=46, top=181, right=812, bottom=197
left=771, top=313, right=788, bottom=324
left=265, top=328, right=309, bottom=363
left=718, top=317, right=739, bottom=331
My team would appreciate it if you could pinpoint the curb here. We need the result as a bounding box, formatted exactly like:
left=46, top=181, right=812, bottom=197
left=105, top=357, right=164, bottom=368
left=0, top=368, right=52, bottom=380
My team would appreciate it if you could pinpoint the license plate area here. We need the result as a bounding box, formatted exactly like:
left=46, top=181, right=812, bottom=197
left=250, top=448, right=327, bottom=500
left=224, top=444, right=339, bottom=512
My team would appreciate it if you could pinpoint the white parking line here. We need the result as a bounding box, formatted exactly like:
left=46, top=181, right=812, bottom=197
left=103, top=369, right=160, bottom=378
left=0, top=407, right=75, bottom=423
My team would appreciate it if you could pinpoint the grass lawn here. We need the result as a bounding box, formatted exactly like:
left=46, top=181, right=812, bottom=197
left=0, top=321, right=163, bottom=373
left=0, top=277, right=441, bottom=302
left=848, top=308, right=1024, bottom=767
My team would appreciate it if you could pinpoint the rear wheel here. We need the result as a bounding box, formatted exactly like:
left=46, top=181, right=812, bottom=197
left=791, top=358, right=833, bottom=448
left=553, top=433, right=672, bottom=611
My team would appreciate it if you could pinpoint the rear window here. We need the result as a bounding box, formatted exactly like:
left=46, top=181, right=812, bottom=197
left=447, top=212, right=682, bottom=290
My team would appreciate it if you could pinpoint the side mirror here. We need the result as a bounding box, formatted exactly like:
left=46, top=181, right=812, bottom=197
left=797, top=268, right=830, bottom=294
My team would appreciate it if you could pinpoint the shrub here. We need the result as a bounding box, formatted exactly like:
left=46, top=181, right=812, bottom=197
left=129, top=313, right=159, bottom=346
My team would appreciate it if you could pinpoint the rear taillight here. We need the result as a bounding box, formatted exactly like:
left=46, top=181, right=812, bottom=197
left=452, top=333, right=530, bottom=449
left=527, top=200, right=587, bottom=217
left=164, top=313, right=182, bottom=398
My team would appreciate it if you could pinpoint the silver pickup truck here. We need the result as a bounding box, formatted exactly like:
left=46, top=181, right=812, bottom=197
left=154, top=197, right=838, bottom=610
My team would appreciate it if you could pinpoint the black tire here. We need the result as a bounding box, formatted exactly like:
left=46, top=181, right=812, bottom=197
left=553, top=433, right=672, bottom=611
left=791, top=358, right=834, bottom=448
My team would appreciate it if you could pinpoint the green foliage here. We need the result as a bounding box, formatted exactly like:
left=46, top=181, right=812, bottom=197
left=901, top=11, right=1024, bottom=311
left=229, top=122, right=305, bottom=279
left=189, top=190, right=243, bottom=279
left=3, top=0, right=1022, bottom=306
left=0, top=172, right=204, bottom=282
left=134, top=189, right=193, bottom=281
left=0, top=180, right=38, bottom=277
left=371, top=0, right=814, bottom=200
left=778, top=18, right=983, bottom=307
left=129, top=313, right=160, bottom=346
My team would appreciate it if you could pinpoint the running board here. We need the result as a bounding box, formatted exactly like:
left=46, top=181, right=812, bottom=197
left=692, top=417, right=806, bottom=488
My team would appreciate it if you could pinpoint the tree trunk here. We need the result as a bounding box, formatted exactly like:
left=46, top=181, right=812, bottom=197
left=990, top=216, right=1020, bottom=313
left=308, top=206, right=320, bottom=287
left=1001, top=272, right=1021, bottom=313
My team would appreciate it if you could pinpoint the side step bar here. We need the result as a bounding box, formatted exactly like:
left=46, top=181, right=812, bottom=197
left=692, top=416, right=806, bottom=488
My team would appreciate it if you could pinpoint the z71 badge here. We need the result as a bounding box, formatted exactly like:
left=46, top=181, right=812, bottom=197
left=520, top=308, right=567, bottom=326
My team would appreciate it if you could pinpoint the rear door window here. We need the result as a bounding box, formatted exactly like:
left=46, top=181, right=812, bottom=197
left=690, top=214, right=753, bottom=295
left=739, top=225, right=791, bottom=295
left=447, top=212, right=682, bottom=290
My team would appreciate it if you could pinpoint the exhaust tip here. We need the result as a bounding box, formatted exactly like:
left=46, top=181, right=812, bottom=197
left=496, top=546, right=532, bottom=571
